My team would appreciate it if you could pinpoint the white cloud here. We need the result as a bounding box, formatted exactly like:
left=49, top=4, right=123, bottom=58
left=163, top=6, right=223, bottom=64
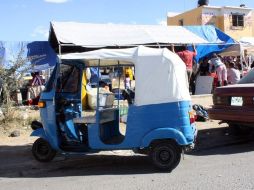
left=44, top=0, right=70, bottom=3
left=157, top=19, right=167, bottom=26
left=31, top=26, right=49, bottom=39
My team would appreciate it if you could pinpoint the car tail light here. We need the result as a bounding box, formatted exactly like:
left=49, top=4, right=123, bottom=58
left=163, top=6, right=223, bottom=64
left=189, top=110, right=196, bottom=124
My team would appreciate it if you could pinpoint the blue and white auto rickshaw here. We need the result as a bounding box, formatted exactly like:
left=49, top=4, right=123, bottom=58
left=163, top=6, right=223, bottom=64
left=31, top=46, right=197, bottom=171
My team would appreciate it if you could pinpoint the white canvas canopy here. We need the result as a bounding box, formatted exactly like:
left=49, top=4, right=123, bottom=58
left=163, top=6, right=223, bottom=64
left=240, top=37, right=254, bottom=55
left=220, top=37, right=254, bottom=57
left=59, top=46, right=190, bottom=106
left=219, top=44, right=241, bottom=56
left=50, top=21, right=208, bottom=48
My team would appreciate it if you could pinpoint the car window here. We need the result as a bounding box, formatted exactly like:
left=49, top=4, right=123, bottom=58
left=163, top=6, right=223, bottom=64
left=238, top=68, right=254, bottom=84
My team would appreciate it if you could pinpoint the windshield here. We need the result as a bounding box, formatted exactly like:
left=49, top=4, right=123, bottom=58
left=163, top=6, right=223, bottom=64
left=56, top=64, right=80, bottom=93
left=44, top=65, right=57, bottom=92
left=238, top=68, right=254, bottom=84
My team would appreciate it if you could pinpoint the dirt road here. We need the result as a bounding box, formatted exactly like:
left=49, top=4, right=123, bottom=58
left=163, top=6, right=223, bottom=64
left=1, top=119, right=254, bottom=190
left=1, top=95, right=254, bottom=190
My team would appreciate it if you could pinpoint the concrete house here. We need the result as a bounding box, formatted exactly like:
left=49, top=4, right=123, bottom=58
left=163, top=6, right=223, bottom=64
left=167, top=5, right=254, bottom=40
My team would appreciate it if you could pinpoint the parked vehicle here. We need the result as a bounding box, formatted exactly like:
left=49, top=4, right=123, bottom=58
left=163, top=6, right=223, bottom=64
left=208, top=69, right=254, bottom=131
left=31, top=46, right=197, bottom=171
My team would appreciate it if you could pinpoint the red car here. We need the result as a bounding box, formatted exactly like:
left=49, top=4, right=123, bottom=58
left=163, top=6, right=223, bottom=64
left=208, top=69, right=254, bottom=129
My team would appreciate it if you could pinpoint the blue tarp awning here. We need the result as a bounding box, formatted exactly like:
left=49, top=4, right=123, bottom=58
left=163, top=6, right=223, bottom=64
left=27, top=41, right=57, bottom=67
left=0, top=41, right=57, bottom=71
left=184, top=25, right=237, bottom=62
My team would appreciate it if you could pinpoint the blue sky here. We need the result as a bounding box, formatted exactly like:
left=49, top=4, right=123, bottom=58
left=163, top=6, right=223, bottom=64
left=0, top=0, right=253, bottom=41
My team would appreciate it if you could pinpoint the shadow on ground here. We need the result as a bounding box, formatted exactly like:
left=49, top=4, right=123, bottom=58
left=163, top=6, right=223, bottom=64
left=0, top=144, right=155, bottom=178
left=1, top=126, right=254, bottom=178
left=189, top=126, right=254, bottom=156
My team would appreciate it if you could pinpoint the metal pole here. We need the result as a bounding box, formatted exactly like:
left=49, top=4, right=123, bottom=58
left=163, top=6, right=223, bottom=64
left=96, top=59, right=100, bottom=124
left=157, top=42, right=161, bottom=49
left=240, top=43, right=244, bottom=75
left=55, top=42, right=239, bottom=48
left=58, top=44, right=62, bottom=64
left=117, top=60, right=120, bottom=120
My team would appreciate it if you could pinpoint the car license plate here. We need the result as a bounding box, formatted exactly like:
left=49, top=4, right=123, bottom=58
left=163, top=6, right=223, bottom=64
left=231, top=97, right=243, bottom=106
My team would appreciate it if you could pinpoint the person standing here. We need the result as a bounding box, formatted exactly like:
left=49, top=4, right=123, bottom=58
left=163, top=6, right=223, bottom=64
left=172, top=44, right=197, bottom=83
left=209, top=53, right=228, bottom=86
left=30, top=72, right=43, bottom=86
left=198, top=57, right=210, bottom=76
left=243, top=49, right=252, bottom=69
left=125, top=67, right=134, bottom=81
left=124, top=73, right=131, bottom=89
left=27, top=72, right=44, bottom=105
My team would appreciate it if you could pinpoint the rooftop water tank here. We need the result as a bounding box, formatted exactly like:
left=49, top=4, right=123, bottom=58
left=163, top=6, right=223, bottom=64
left=198, top=0, right=209, bottom=7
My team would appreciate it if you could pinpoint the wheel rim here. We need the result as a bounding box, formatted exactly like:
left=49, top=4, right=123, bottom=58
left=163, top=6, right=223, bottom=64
left=156, top=147, right=175, bottom=165
left=159, top=150, right=170, bottom=162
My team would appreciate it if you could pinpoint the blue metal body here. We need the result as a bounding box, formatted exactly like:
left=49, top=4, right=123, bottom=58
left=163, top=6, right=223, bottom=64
left=87, top=101, right=196, bottom=150
left=31, top=61, right=197, bottom=152
left=31, top=84, right=60, bottom=150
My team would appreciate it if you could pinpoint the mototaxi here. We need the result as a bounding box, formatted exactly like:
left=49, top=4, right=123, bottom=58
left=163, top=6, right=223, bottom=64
left=31, top=46, right=197, bottom=171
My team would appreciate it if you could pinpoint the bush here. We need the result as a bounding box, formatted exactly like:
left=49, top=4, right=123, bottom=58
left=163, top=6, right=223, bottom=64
left=0, top=42, right=36, bottom=122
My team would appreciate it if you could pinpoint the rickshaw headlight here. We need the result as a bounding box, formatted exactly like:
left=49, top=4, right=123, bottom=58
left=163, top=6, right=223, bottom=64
left=38, top=101, right=46, bottom=108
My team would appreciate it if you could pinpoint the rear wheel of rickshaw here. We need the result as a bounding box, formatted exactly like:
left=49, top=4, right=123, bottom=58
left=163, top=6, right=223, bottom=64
left=32, top=138, right=56, bottom=162
left=150, top=141, right=181, bottom=171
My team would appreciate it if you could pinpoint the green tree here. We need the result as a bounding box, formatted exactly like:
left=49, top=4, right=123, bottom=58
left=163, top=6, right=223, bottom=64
left=0, top=42, right=34, bottom=120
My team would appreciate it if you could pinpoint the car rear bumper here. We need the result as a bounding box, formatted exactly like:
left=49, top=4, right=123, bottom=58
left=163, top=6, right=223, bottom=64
left=208, top=106, right=254, bottom=123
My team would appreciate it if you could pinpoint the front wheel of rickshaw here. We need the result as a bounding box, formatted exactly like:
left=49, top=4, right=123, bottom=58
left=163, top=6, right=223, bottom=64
left=32, top=138, right=56, bottom=162
left=150, top=141, right=181, bottom=171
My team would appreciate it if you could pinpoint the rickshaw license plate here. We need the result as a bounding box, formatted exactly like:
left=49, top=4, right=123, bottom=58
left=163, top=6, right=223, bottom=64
left=231, top=97, right=243, bottom=106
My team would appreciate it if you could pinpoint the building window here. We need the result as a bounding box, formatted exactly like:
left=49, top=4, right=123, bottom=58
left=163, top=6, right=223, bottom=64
left=179, top=19, right=184, bottom=26
left=232, top=14, right=244, bottom=27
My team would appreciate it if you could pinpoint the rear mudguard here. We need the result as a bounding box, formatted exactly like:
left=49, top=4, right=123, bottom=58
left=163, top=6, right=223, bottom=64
left=141, top=128, right=189, bottom=148
left=31, top=128, right=47, bottom=139
left=31, top=128, right=59, bottom=150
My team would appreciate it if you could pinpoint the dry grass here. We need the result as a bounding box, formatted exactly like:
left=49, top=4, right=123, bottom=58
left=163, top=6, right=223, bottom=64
left=0, top=106, right=40, bottom=135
